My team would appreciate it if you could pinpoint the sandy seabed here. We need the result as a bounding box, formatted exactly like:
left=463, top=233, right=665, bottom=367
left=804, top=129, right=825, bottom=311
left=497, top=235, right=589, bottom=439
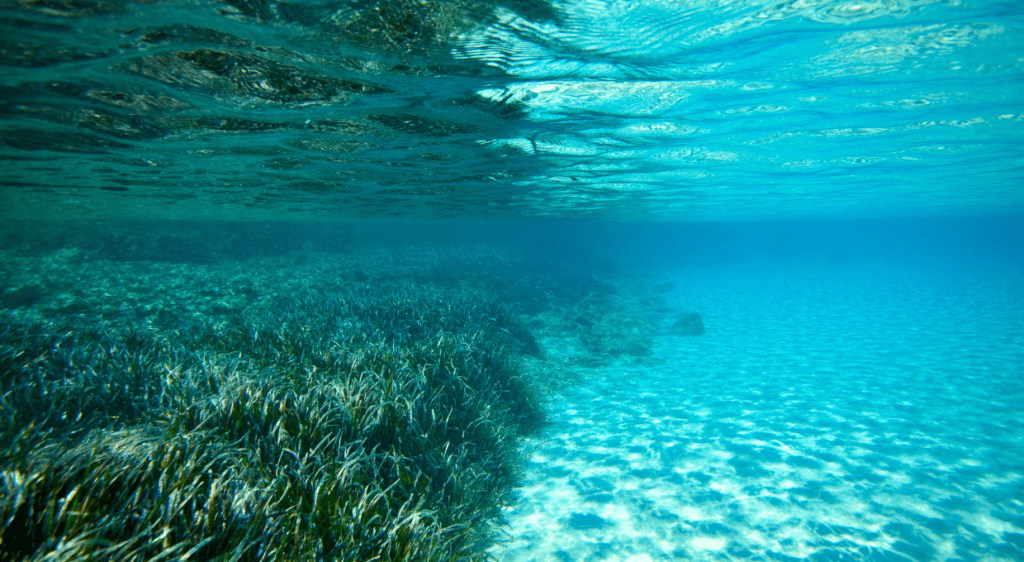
left=494, top=259, right=1024, bottom=562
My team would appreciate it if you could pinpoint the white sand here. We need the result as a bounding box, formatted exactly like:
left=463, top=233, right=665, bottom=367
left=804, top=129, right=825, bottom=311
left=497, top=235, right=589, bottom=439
left=493, top=260, right=1024, bottom=562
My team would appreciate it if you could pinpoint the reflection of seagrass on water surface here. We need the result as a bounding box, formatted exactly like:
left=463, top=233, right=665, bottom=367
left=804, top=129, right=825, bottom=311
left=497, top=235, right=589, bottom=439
left=1, top=1, right=1021, bottom=220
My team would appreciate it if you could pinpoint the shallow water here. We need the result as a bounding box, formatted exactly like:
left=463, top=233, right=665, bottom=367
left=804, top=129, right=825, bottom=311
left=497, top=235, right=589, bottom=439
left=2, top=0, right=1023, bottom=220
left=495, top=259, right=1024, bottom=561
left=2, top=0, right=1024, bottom=560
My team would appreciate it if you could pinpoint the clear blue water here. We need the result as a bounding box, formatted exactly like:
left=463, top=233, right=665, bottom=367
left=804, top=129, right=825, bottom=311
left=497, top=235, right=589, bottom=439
left=495, top=252, right=1024, bottom=561
left=1, top=0, right=1022, bottom=219
left=2, top=1, right=1024, bottom=561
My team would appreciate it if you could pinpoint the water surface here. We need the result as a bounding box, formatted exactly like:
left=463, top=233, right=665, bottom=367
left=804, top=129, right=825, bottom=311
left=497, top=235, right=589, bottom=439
left=2, top=0, right=1022, bottom=219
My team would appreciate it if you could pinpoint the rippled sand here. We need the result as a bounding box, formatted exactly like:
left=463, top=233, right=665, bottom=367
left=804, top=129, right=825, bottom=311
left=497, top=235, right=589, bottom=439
left=494, top=259, right=1024, bottom=562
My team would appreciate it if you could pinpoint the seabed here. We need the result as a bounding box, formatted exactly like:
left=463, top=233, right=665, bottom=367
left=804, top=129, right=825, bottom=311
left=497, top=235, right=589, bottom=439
left=0, top=224, right=680, bottom=561
left=1, top=224, right=1023, bottom=561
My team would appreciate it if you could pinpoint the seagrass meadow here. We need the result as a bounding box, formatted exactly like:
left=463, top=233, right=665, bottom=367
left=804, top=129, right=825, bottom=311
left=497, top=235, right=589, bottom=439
left=0, top=221, right=675, bottom=562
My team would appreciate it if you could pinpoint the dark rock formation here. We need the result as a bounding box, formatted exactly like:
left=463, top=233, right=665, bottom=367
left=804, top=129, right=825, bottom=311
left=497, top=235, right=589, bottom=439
left=672, top=312, right=705, bottom=336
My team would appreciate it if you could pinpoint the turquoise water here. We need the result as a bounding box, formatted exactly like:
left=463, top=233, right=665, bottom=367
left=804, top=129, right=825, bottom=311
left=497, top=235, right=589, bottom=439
left=3, top=1, right=1024, bottom=561
left=495, top=256, right=1024, bottom=561
left=1, top=0, right=1022, bottom=219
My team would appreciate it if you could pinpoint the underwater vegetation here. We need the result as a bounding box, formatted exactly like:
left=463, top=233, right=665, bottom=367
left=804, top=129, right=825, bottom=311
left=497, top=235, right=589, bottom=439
left=0, top=277, right=543, bottom=560
left=0, top=223, right=694, bottom=561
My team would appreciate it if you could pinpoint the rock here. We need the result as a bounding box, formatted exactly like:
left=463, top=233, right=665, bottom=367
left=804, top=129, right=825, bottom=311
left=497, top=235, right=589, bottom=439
left=673, top=312, right=705, bottom=336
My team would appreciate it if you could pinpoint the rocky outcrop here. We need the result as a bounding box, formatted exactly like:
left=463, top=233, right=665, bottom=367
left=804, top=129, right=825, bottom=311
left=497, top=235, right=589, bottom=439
left=672, top=312, right=705, bottom=336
